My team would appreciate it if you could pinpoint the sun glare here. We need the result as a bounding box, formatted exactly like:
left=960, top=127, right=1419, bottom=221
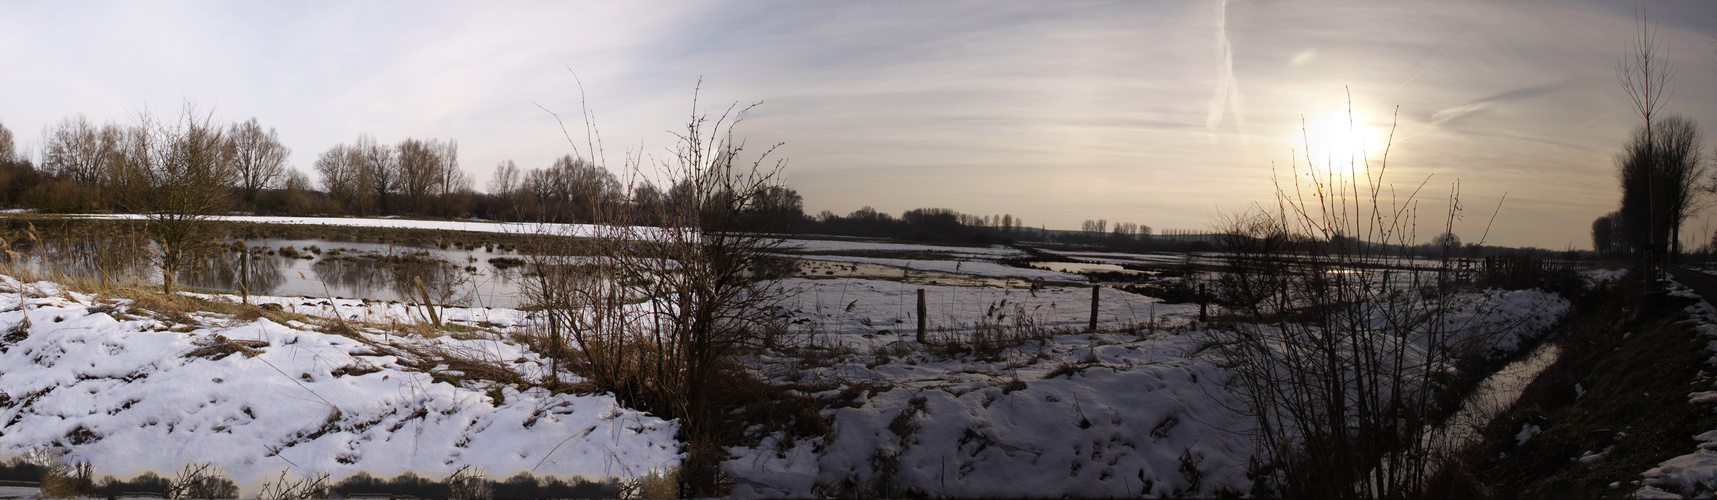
left=1298, top=112, right=1383, bottom=175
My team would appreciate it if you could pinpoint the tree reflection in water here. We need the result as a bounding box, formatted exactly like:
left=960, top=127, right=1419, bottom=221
left=313, top=253, right=472, bottom=306
left=13, top=230, right=514, bottom=306
left=180, top=250, right=287, bottom=295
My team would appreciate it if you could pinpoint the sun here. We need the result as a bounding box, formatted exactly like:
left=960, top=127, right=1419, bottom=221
left=1298, top=112, right=1383, bottom=175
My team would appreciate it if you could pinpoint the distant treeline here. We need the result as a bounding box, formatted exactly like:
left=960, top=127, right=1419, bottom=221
left=0, top=115, right=1594, bottom=259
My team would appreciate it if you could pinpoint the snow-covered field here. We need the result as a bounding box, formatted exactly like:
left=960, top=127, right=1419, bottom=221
left=786, top=254, right=1083, bottom=282
left=781, top=238, right=1023, bottom=258
left=0, top=276, right=677, bottom=492
left=0, top=213, right=1588, bottom=496
left=777, top=277, right=1196, bottom=348
left=727, top=329, right=1253, bottom=498
left=724, top=283, right=1570, bottom=497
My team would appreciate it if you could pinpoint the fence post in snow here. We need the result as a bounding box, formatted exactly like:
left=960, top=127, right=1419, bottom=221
left=1088, top=286, right=1099, bottom=332
left=916, top=288, right=927, bottom=343
left=1199, top=283, right=1208, bottom=322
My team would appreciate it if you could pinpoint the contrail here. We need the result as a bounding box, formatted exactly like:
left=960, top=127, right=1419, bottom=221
left=1429, top=81, right=1568, bottom=125
left=1206, top=0, right=1245, bottom=143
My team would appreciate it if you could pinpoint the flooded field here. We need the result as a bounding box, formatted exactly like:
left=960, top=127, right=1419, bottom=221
left=12, top=234, right=537, bottom=308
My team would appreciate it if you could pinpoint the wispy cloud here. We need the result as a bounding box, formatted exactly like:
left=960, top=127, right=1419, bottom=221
left=1206, top=0, right=1244, bottom=142
left=1429, top=82, right=1569, bottom=125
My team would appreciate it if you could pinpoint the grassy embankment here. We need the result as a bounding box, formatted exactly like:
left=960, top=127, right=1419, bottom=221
left=1459, top=270, right=1717, bottom=498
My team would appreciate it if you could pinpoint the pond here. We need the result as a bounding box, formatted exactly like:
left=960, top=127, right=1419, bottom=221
left=1028, top=261, right=1150, bottom=275
left=13, top=237, right=538, bottom=308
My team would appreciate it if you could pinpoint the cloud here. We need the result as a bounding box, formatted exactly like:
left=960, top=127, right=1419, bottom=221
left=1206, top=0, right=1244, bottom=141
left=1429, top=82, right=1569, bottom=125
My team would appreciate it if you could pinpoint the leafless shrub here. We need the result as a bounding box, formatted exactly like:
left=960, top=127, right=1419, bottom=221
left=125, top=104, right=238, bottom=294
left=521, top=81, right=793, bottom=496
left=256, top=470, right=329, bottom=500
left=1205, top=102, right=1510, bottom=498
left=165, top=462, right=238, bottom=499
left=29, top=449, right=91, bottom=499
left=447, top=465, right=490, bottom=500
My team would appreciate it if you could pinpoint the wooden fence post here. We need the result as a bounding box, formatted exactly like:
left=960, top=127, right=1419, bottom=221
left=916, top=288, right=927, bottom=343
left=1199, top=283, right=1207, bottom=322
left=1089, top=286, right=1100, bottom=332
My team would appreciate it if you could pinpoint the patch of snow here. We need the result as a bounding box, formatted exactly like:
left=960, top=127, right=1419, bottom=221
left=0, top=275, right=679, bottom=485
left=1516, top=423, right=1542, bottom=446
left=1583, top=267, right=1629, bottom=286
left=789, top=255, right=1082, bottom=281
left=724, top=331, right=1251, bottom=498
left=782, top=239, right=1023, bottom=258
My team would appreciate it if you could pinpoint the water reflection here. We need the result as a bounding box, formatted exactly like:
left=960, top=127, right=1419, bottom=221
left=11, top=235, right=533, bottom=308
left=181, top=252, right=287, bottom=295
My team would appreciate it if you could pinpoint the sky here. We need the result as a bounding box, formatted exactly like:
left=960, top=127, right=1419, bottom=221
left=2, top=0, right=1717, bottom=249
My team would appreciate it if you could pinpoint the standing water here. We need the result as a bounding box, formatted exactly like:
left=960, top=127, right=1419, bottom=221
left=1431, top=341, right=1563, bottom=453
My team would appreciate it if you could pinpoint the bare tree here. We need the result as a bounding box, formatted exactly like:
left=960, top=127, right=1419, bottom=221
left=1618, top=116, right=1705, bottom=261
left=1656, top=116, right=1705, bottom=259
left=396, top=138, right=440, bottom=215
left=0, top=120, right=13, bottom=165
left=520, top=86, right=791, bottom=496
left=1617, top=12, right=1675, bottom=273
left=126, top=105, right=236, bottom=293
left=40, top=115, right=107, bottom=186
left=355, top=133, right=395, bottom=215
left=224, top=118, right=290, bottom=208
left=488, top=159, right=519, bottom=195
left=436, top=139, right=467, bottom=216
left=522, top=154, right=622, bottom=222
left=314, top=143, right=362, bottom=213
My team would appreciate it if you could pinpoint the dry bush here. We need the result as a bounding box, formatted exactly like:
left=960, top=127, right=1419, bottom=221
left=30, top=449, right=91, bottom=499
left=1204, top=104, right=1510, bottom=498
left=256, top=470, right=329, bottom=500
left=929, top=299, right=1063, bottom=359
left=165, top=462, right=239, bottom=499
left=183, top=334, right=266, bottom=361
left=447, top=465, right=490, bottom=500
left=522, top=84, right=794, bottom=495
left=627, top=467, right=680, bottom=500
left=379, top=340, right=522, bottom=386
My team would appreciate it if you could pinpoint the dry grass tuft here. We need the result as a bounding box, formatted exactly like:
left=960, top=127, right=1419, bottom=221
left=30, top=449, right=91, bottom=499
left=183, top=334, right=268, bottom=361
left=632, top=467, right=680, bottom=500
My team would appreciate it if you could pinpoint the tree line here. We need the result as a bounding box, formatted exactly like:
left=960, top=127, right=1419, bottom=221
left=1593, top=20, right=1712, bottom=265
left=0, top=110, right=1200, bottom=247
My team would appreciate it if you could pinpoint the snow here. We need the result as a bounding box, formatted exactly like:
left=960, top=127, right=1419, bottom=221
left=1516, top=424, right=1542, bottom=446
left=179, top=292, right=533, bottom=329
left=1643, top=451, right=1717, bottom=498
left=0, top=276, right=679, bottom=488
left=725, top=330, right=1252, bottom=498
left=1456, top=289, right=1572, bottom=361
left=782, top=238, right=1024, bottom=258
left=787, top=255, right=1085, bottom=282
left=0, top=224, right=1588, bottom=497
left=1584, top=267, right=1630, bottom=286
left=724, top=281, right=1568, bottom=497
left=1031, top=249, right=1221, bottom=267
left=776, top=278, right=1196, bottom=347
